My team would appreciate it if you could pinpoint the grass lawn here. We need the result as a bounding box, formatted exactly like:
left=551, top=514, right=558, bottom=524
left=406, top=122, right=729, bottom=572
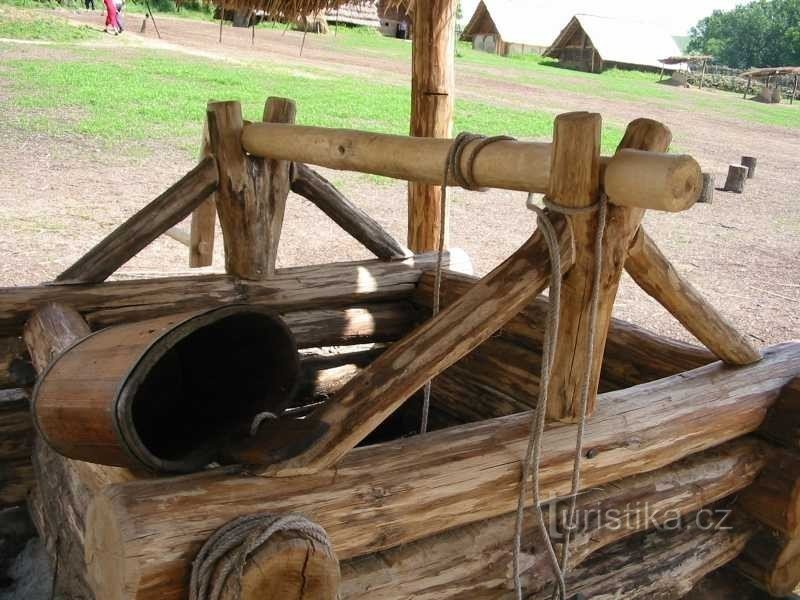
left=0, top=22, right=624, bottom=157
left=0, top=7, right=99, bottom=40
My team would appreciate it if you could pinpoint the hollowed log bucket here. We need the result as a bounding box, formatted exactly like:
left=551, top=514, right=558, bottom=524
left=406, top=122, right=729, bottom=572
left=32, top=305, right=299, bottom=473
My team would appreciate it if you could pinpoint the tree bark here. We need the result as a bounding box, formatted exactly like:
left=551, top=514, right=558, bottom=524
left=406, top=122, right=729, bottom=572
left=724, top=164, right=748, bottom=193
left=56, top=157, right=218, bottom=283
left=626, top=227, right=761, bottom=365
left=741, top=156, right=757, bottom=179
left=408, top=0, right=457, bottom=252
left=84, top=342, right=800, bottom=600
left=189, top=118, right=218, bottom=268
left=699, top=172, right=715, bottom=203
left=290, top=163, right=410, bottom=260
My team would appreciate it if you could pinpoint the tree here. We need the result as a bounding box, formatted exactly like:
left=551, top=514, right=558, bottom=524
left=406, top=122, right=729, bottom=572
left=687, top=0, right=800, bottom=68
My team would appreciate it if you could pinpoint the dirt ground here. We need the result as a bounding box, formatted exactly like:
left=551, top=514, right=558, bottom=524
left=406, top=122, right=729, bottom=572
left=0, top=10, right=798, bottom=348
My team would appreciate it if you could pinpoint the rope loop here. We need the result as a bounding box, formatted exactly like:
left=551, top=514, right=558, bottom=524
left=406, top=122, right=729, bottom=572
left=190, top=513, right=336, bottom=600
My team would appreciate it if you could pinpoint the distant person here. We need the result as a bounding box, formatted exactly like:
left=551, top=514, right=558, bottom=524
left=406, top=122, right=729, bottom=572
left=396, top=20, right=407, bottom=40
left=114, top=0, right=125, bottom=32
left=102, top=0, right=120, bottom=34
left=84, top=0, right=95, bottom=10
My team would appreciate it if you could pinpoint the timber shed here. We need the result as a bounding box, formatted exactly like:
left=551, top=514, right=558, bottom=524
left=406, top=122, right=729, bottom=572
left=545, top=14, right=683, bottom=73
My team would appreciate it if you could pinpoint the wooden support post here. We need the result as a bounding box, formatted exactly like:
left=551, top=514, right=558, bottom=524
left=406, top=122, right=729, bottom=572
left=699, top=58, right=707, bottom=89
left=206, top=98, right=295, bottom=279
left=547, top=117, right=672, bottom=422
left=262, top=97, right=297, bottom=274
left=699, top=172, right=715, bottom=203
left=56, top=158, right=218, bottom=283
left=744, top=76, right=752, bottom=99
left=189, top=119, right=218, bottom=267
left=407, top=0, right=457, bottom=252
left=227, top=215, right=574, bottom=473
left=793, top=74, right=798, bottom=105
left=724, top=164, right=748, bottom=193
left=84, top=342, right=800, bottom=600
left=290, top=163, right=410, bottom=260
left=626, top=228, right=761, bottom=365
left=23, top=303, right=135, bottom=599
left=741, top=156, right=757, bottom=179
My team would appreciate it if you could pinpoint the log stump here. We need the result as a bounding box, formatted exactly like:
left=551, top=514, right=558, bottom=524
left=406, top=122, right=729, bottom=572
left=741, top=156, right=757, bottom=179
left=723, top=165, right=748, bottom=193
left=699, top=172, right=715, bottom=203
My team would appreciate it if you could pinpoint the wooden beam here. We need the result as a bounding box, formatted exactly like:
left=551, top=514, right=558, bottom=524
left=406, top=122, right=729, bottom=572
left=736, top=528, right=800, bottom=596
left=408, top=0, right=457, bottom=251
left=241, top=123, right=702, bottom=212
left=84, top=342, right=800, bottom=600
left=339, top=438, right=768, bottom=599
left=759, top=377, right=800, bottom=450
left=0, top=388, right=34, bottom=508
left=56, top=157, right=218, bottom=284
left=262, top=97, right=297, bottom=275
left=626, top=228, right=761, bottom=365
left=226, top=214, right=574, bottom=474
left=290, top=163, right=410, bottom=260
left=164, top=227, right=191, bottom=247
left=0, top=250, right=470, bottom=336
left=189, top=119, right=217, bottom=268
left=548, top=117, right=673, bottom=422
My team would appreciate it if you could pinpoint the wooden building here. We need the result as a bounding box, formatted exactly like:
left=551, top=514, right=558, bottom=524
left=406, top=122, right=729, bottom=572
left=460, top=0, right=566, bottom=56
left=545, top=14, right=684, bottom=73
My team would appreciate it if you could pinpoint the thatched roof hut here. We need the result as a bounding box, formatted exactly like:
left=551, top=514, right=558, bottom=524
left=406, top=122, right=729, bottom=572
left=545, top=14, right=683, bottom=73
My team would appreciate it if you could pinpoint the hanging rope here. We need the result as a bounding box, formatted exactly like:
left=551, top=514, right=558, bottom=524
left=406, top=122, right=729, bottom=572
left=419, top=132, right=609, bottom=599
left=419, top=132, right=513, bottom=434
left=190, top=513, right=336, bottom=600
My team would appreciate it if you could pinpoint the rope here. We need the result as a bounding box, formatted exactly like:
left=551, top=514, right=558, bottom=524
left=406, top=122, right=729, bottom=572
left=419, top=132, right=514, bottom=434
left=190, top=513, right=336, bottom=600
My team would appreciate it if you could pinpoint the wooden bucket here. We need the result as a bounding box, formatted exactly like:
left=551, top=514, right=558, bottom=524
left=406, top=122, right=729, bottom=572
left=33, top=305, right=299, bottom=473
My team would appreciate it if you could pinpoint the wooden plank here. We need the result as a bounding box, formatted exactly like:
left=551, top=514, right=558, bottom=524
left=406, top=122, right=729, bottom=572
left=626, top=228, right=761, bottom=365
left=291, top=163, right=410, bottom=260
left=548, top=117, right=673, bottom=421
left=56, top=157, right=218, bottom=284
left=241, top=123, right=702, bottom=212
left=227, top=214, right=574, bottom=474
left=0, top=250, right=469, bottom=336
left=84, top=342, right=800, bottom=600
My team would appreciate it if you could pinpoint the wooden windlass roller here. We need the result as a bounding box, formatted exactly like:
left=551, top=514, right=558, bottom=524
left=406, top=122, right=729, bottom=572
left=32, top=304, right=299, bottom=472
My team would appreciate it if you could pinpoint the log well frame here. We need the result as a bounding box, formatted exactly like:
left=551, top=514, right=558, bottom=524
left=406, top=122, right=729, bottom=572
left=1, top=95, right=797, bottom=600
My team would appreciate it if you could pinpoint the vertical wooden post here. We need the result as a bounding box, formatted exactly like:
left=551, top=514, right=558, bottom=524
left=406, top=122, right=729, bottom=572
left=407, top=0, right=457, bottom=252
left=207, top=99, right=294, bottom=279
left=792, top=74, right=798, bottom=105
left=744, top=76, right=751, bottom=99
left=262, top=97, right=297, bottom=274
left=699, top=59, right=707, bottom=90
left=547, top=117, right=673, bottom=422
left=189, top=119, right=217, bottom=267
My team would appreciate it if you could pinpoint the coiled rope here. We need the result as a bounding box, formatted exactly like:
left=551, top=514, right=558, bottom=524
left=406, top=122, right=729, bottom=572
left=419, top=132, right=608, bottom=600
left=190, top=513, right=337, bottom=600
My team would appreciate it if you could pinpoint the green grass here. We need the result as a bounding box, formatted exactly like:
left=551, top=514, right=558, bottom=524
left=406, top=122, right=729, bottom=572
left=0, top=12, right=99, bottom=40
left=3, top=46, right=623, bottom=156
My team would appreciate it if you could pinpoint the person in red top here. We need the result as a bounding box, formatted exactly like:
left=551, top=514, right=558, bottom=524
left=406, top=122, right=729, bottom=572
left=102, top=0, right=120, bottom=34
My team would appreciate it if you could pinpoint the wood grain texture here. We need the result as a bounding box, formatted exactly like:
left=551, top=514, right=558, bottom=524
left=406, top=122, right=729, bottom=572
left=736, top=527, right=800, bottom=596
left=338, top=437, right=768, bottom=599
left=0, top=388, right=34, bottom=508
left=740, top=446, right=800, bottom=536
left=56, top=157, right=218, bottom=283
left=0, top=250, right=469, bottom=335
left=262, top=97, right=297, bottom=275
left=291, top=163, right=410, bottom=260
left=548, top=118, right=673, bottom=422
left=408, top=0, right=456, bottom=251
left=84, top=342, right=800, bottom=600
left=0, top=336, right=35, bottom=389
left=189, top=119, right=217, bottom=268
left=626, top=227, right=761, bottom=365
left=758, top=377, right=800, bottom=450
left=230, top=214, right=573, bottom=474
left=241, top=123, right=701, bottom=211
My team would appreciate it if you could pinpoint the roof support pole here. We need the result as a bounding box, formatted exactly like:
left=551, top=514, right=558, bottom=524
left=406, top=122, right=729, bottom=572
left=407, top=0, right=457, bottom=252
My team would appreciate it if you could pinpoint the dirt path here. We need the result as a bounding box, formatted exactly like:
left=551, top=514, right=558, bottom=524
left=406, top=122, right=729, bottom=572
left=1, top=11, right=797, bottom=347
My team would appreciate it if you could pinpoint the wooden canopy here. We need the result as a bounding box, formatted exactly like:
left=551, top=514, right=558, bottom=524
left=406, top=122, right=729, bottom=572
left=741, top=66, right=800, bottom=79
left=660, top=55, right=713, bottom=65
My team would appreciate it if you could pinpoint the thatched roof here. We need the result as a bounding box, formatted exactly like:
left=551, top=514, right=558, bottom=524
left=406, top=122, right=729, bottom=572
left=660, top=55, right=713, bottom=65
left=460, top=0, right=568, bottom=49
left=325, top=2, right=380, bottom=27
left=212, top=0, right=394, bottom=19
left=740, top=66, right=800, bottom=79
left=545, top=14, right=684, bottom=70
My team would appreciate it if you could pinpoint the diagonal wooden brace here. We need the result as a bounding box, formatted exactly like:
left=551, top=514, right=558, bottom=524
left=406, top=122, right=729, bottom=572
left=226, top=213, right=575, bottom=475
